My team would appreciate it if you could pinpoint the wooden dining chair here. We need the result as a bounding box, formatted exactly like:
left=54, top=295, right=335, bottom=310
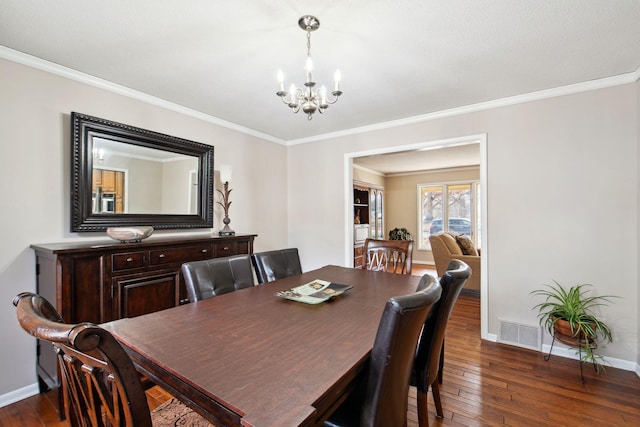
left=411, top=260, right=471, bottom=427
left=13, top=292, right=212, bottom=427
left=363, top=238, right=414, bottom=275
left=251, top=248, right=302, bottom=284
left=181, top=254, right=254, bottom=302
left=323, top=279, right=442, bottom=427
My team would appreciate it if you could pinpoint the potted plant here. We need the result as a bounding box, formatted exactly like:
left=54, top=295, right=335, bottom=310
left=389, top=227, right=412, bottom=241
left=530, top=281, right=617, bottom=374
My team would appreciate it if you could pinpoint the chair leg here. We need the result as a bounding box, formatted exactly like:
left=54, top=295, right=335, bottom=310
left=438, top=340, right=445, bottom=384
left=431, top=380, right=443, bottom=419
left=417, top=388, right=429, bottom=427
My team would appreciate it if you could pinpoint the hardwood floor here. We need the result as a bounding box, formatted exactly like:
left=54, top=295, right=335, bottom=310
left=2, top=283, right=639, bottom=426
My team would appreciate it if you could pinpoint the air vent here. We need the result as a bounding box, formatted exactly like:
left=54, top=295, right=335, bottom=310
left=498, top=320, right=541, bottom=350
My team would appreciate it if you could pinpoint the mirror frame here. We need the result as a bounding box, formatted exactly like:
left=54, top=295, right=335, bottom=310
left=71, top=112, right=214, bottom=232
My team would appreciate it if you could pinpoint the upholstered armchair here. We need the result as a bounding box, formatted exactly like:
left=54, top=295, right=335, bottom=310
left=429, top=233, right=480, bottom=291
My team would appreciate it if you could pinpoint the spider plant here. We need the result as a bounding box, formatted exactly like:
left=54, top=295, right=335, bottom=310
left=530, top=281, right=617, bottom=372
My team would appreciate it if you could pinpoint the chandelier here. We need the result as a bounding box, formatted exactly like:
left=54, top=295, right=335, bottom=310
left=276, top=15, right=342, bottom=120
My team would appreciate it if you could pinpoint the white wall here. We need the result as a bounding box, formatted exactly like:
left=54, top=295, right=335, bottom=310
left=2, top=55, right=638, bottom=404
left=288, top=83, right=639, bottom=366
left=0, top=57, right=288, bottom=399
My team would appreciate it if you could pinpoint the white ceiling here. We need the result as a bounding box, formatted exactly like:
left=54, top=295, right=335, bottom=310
left=354, top=143, right=481, bottom=175
left=1, top=1, right=639, bottom=144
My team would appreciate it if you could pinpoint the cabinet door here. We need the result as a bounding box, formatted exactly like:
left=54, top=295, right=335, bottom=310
left=115, top=171, right=125, bottom=213
left=101, top=170, right=116, bottom=192
left=92, top=169, right=102, bottom=188
left=112, top=272, right=180, bottom=319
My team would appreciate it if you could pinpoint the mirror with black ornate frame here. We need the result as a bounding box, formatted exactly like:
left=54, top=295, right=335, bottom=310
left=71, top=112, right=214, bottom=231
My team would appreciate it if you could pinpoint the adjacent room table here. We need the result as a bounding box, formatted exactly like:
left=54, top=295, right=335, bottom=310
left=102, top=265, right=422, bottom=427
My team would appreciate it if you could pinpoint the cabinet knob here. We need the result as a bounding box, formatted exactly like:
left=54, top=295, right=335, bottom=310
left=158, top=253, right=166, bottom=258
left=126, top=257, right=133, bottom=262
left=201, top=249, right=208, bottom=253
left=223, top=246, right=230, bottom=251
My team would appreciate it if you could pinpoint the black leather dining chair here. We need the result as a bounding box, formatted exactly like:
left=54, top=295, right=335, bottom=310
left=181, top=254, right=254, bottom=302
left=251, top=248, right=302, bottom=284
left=13, top=292, right=210, bottom=427
left=323, top=278, right=442, bottom=427
left=412, top=260, right=471, bottom=427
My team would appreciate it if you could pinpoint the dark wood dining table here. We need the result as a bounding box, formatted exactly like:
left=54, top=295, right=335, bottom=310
left=101, top=265, right=422, bottom=427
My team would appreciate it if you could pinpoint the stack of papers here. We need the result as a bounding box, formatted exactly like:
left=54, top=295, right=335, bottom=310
left=274, top=280, right=353, bottom=304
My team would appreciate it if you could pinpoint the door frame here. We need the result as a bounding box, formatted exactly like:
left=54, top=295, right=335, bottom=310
left=343, top=133, right=489, bottom=340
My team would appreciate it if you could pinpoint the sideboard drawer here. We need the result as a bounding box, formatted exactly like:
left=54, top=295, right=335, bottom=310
left=112, top=252, right=146, bottom=271
left=214, top=241, right=238, bottom=257
left=149, top=245, right=213, bottom=266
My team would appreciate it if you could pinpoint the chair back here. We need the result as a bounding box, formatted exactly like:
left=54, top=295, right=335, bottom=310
left=363, top=238, right=413, bottom=275
left=361, top=281, right=442, bottom=427
left=251, top=248, right=302, bottom=284
left=13, top=292, right=152, bottom=427
left=413, top=260, right=471, bottom=393
left=182, top=254, right=254, bottom=302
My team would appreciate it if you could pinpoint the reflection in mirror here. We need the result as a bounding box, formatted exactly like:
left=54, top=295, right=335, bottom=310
left=91, top=138, right=199, bottom=215
left=71, top=112, right=214, bottom=231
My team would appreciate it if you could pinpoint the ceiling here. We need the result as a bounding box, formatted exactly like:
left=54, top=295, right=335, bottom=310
left=353, top=143, right=481, bottom=175
left=1, top=1, right=639, bottom=143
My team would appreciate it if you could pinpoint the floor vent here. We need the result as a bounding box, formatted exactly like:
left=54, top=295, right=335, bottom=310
left=498, top=320, right=541, bottom=351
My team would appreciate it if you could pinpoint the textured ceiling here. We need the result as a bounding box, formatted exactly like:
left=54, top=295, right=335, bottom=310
left=1, top=1, right=639, bottom=143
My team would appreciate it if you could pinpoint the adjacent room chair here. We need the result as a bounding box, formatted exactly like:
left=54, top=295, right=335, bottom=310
left=182, top=254, right=254, bottom=302
left=251, top=248, right=302, bottom=284
left=13, top=292, right=211, bottom=427
left=429, top=233, right=480, bottom=291
left=323, top=279, right=442, bottom=427
left=411, top=260, right=471, bottom=427
left=363, top=238, right=414, bottom=275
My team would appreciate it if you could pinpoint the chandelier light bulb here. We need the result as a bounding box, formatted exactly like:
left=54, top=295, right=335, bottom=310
left=277, top=69, right=285, bottom=94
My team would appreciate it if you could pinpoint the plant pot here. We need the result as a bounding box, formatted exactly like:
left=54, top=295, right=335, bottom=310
left=552, top=317, right=596, bottom=348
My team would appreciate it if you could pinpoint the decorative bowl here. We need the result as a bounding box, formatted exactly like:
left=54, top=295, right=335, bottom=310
left=106, top=226, right=154, bottom=243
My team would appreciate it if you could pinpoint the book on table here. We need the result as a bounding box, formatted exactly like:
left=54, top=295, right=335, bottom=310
left=274, top=279, right=353, bottom=304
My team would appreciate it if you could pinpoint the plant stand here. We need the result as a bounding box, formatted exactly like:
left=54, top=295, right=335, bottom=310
left=544, top=333, right=597, bottom=383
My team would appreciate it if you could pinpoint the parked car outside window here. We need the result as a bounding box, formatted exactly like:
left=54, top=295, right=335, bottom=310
left=429, top=218, right=471, bottom=236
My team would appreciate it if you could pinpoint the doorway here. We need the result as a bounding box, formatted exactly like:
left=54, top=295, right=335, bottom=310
left=344, top=134, right=488, bottom=340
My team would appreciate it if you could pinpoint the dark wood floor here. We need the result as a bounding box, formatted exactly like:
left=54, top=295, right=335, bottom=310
left=2, top=273, right=639, bottom=426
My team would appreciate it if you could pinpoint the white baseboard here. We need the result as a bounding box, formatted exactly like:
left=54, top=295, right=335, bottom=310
left=483, top=336, right=638, bottom=374
left=541, top=344, right=637, bottom=372
left=0, top=383, right=39, bottom=408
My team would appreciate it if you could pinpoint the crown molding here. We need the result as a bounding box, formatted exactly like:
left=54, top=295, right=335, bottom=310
left=287, top=68, right=640, bottom=146
left=0, top=46, right=287, bottom=146
left=352, top=163, right=385, bottom=177
left=2, top=45, right=638, bottom=147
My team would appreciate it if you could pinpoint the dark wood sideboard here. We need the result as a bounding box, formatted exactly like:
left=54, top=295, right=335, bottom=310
left=30, top=234, right=256, bottom=391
